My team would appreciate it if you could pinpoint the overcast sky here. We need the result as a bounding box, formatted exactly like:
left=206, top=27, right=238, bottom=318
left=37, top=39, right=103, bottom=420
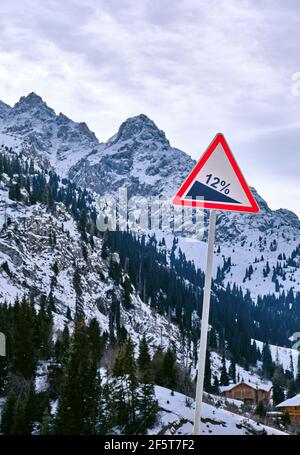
left=0, top=0, right=300, bottom=215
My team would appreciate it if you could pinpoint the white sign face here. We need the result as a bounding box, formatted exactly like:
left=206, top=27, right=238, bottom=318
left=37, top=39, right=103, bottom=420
left=173, top=133, right=259, bottom=213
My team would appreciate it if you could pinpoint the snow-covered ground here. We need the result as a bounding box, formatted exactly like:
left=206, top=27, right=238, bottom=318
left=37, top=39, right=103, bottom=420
left=155, top=229, right=300, bottom=301
left=153, top=386, right=286, bottom=435
left=34, top=368, right=286, bottom=436
left=254, top=340, right=299, bottom=377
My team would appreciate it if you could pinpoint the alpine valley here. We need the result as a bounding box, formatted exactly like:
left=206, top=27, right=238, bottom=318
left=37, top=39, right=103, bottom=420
left=0, top=93, right=299, bottom=435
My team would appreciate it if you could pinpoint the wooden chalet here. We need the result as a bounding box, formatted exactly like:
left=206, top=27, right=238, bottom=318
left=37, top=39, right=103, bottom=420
left=276, top=394, right=300, bottom=426
left=220, top=381, right=272, bottom=405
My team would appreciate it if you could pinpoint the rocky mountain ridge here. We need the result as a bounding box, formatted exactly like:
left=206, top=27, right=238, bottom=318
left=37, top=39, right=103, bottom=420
left=0, top=93, right=299, bottom=298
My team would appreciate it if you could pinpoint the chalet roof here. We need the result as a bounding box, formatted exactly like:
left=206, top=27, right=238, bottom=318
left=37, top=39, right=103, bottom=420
left=220, top=381, right=272, bottom=393
left=276, top=394, right=300, bottom=408
left=220, top=384, right=239, bottom=393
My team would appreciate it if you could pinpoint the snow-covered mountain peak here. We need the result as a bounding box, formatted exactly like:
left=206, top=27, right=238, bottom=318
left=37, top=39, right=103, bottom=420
left=107, top=113, right=170, bottom=148
left=13, top=92, right=55, bottom=118
left=0, top=93, right=101, bottom=176
left=70, top=112, right=193, bottom=197
left=273, top=207, right=300, bottom=229
left=14, top=91, right=44, bottom=105
left=107, top=114, right=170, bottom=146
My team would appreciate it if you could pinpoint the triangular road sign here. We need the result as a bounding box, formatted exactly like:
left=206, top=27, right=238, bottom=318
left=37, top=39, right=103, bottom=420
left=172, top=133, right=259, bottom=213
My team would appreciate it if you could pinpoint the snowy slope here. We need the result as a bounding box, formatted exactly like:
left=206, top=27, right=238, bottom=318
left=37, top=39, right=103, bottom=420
left=153, top=386, right=286, bottom=435
left=0, top=181, right=190, bottom=367
left=33, top=367, right=285, bottom=435
left=210, top=351, right=273, bottom=391
left=153, top=208, right=300, bottom=300
left=254, top=340, right=299, bottom=377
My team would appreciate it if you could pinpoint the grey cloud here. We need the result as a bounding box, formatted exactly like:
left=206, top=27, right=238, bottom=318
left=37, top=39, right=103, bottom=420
left=0, top=0, right=299, bottom=214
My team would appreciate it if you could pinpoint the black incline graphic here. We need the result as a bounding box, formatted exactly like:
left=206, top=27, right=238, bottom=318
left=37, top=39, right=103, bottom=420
left=185, top=181, right=241, bottom=204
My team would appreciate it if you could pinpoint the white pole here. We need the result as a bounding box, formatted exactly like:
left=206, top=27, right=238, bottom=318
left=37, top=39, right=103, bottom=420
left=194, top=209, right=217, bottom=435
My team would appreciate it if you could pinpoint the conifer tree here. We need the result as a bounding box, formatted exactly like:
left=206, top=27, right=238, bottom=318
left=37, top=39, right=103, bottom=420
left=109, top=256, right=121, bottom=284
left=78, top=209, right=88, bottom=241
left=101, top=234, right=109, bottom=260
left=23, top=382, right=36, bottom=434
left=138, top=382, right=158, bottom=432
left=151, top=347, right=165, bottom=386
left=112, top=337, right=140, bottom=433
left=220, top=355, right=229, bottom=386
left=204, top=350, right=212, bottom=392
left=2, top=382, right=36, bottom=435
left=88, top=318, right=102, bottom=366
left=138, top=334, right=151, bottom=382
left=9, top=181, right=21, bottom=201
left=55, top=317, right=100, bottom=434
left=162, top=347, right=177, bottom=390
left=229, top=359, right=237, bottom=383
left=98, top=380, right=113, bottom=434
left=90, top=234, right=95, bottom=250
left=13, top=297, right=36, bottom=379
left=255, top=400, right=266, bottom=418
left=66, top=306, right=72, bottom=320
left=35, top=295, right=53, bottom=359
left=48, top=291, right=56, bottom=312
left=60, top=324, right=70, bottom=365
left=209, top=328, right=217, bottom=350
left=123, top=275, right=132, bottom=309
left=73, top=266, right=84, bottom=317
left=42, top=184, right=54, bottom=210
left=48, top=362, right=64, bottom=400
left=29, top=158, right=35, bottom=175
left=262, top=343, right=274, bottom=379
left=272, top=378, right=285, bottom=405
left=286, top=379, right=297, bottom=399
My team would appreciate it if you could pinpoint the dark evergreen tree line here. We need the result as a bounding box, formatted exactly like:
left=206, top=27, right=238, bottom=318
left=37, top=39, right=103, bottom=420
left=0, top=295, right=158, bottom=434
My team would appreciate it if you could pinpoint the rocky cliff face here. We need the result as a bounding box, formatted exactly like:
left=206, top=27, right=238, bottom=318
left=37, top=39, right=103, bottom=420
left=0, top=174, right=183, bottom=358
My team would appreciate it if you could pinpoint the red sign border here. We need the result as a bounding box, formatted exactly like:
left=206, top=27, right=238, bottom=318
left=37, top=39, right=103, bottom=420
left=172, top=133, right=260, bottom=213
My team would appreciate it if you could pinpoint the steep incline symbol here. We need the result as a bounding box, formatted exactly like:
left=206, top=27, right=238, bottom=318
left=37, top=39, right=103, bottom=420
left=186, top=181, right=241, bottom=204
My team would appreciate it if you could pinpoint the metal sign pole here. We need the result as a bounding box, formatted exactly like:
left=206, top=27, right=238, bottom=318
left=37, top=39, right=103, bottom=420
left=194, top=209, right=217, bottom=435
